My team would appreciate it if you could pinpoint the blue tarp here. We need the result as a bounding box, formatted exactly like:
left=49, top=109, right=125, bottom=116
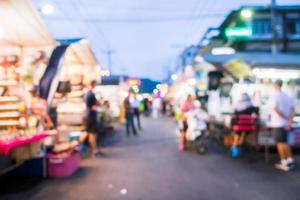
left=39, top=45, right=69, bottom=99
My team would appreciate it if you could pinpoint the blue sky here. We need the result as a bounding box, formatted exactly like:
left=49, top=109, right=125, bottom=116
left=33, top=0, right=300, bottom=81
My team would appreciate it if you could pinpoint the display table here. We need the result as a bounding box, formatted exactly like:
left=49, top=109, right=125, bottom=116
left=0, top=133, right=50, bottom=156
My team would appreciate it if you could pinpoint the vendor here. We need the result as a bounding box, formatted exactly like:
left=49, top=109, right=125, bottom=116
left=231, top=93, right=259, bottom=157
left=234, top=93, right=259, bottom=115
left=28, top=85, right=53, bottom=130
left=32, top=51, right=48, bottom=86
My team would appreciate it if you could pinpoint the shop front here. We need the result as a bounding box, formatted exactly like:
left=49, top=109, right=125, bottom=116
left=170, top=57, right=218, bottom=120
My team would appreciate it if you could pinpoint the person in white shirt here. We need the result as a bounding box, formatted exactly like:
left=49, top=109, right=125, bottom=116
left=152, top=97, right=161, bottom=119
left=131, top=94, right=142, bottom=130
left=270, top=80, right=295, bottom=171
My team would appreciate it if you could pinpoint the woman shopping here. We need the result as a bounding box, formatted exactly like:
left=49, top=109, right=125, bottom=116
left=178, top=95, right=195, bottom=151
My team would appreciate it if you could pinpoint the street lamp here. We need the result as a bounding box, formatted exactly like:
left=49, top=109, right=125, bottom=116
left=241, top=9, right=253, bottom=19
left=41, top=4, right=55, bottom=15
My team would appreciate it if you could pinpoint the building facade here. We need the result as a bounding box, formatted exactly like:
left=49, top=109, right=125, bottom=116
left=205, top=5, right=300, bottom=53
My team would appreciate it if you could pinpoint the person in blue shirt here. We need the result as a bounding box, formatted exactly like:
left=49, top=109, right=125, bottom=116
left=124, top=94, right=138, bottom=136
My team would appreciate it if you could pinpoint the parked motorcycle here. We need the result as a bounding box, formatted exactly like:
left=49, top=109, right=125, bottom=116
left=178, top=108, right=209, bottom=154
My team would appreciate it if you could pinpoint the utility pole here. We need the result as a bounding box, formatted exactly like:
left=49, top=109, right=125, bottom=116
left=170, top=44, right=187, bottom=71
left=102, top=48, right=115, bottom=74
left=271, top=0, right=278, bottom=54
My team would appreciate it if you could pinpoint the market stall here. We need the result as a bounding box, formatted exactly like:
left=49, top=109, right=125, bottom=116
left=203, top=52, right=300, bottom=149
left=93, top=75, right=127, bottom=127
left=0, top=0, right=56, bottom=176
left=43, top=39, right=101, bottom=147
left=170, top=57, right=218, bottom=120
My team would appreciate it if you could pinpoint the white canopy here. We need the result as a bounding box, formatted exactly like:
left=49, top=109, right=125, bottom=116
left=0, top=0, right=55, bottom=47
left=64, top=39, right=99, bottom=67
left=60, top=39, right=101, bottom=82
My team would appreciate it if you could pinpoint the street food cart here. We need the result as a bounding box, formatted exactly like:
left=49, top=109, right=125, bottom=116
left=203, top=52, right=300, bottom=153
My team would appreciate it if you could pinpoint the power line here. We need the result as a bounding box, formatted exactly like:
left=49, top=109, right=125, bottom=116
left=42, top=13, right=226, bottom=23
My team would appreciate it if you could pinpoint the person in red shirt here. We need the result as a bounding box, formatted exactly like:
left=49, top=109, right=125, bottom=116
left=179, top=95, right=195, bottom=151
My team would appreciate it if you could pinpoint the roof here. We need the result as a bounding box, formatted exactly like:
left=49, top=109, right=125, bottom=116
left=218, top=5, right=300, bottom=34
left=0, top=0, right=55, bottom=47
left=99, top=75, right=160, bottom=93
left=240, top=5, right=300, bottom=11
left=203, top=52, right=300, bottom=69
left=139, top=78, right=161, bottom=94
left=100, top=76, right=122, bottom=85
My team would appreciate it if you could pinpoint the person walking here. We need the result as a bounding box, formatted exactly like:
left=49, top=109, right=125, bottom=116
left=179, top=95, right=195, bottom=151
left=124, top=95, right=137, bottom=136
left=143, top=97, right=151, bottom=117
left=132, top=94, right=142, bottom=130
left=152, top=96, right=161, bottom=119
left=84, top=80, right=101, bottom=157
left=270, top=80, right=295, bottom=171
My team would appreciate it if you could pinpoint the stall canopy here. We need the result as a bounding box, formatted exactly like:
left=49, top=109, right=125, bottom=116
left=63, top=39, right=100, bottom=83
left=224, top=59, right=252, bottom=79
left=0, top=0, right=55, bottom=47
left=39, top=39, right=100, bottom=101
left=204, top=52, right=300, bottom=69
left=64, top=39, right=99, bottom=67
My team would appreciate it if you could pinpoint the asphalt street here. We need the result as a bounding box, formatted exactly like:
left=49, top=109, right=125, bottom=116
left=1, top=116, right=300, bottom=200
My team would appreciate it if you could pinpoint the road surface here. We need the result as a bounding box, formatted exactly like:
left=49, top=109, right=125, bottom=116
left=1, top=116, right=300, bottom=200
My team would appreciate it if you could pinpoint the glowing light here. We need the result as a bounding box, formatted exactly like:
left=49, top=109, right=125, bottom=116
left=100, top=69, right=110, bottom=77
left=153, top=89, right=158, bottom=94
left=41, top=4, right=55, bottom=15
left=156, top=84, right=162, bottom=90
left=252, top=68, right=299, bottom=80
left=137, top=95, right=143, bottom=101
left=132, top=85, right=139, bottom=93
left=171, top=74, right=178, bottom=81
left=225, top=27, right=252, bottom=38
left=194, top=55, right=204, bottom=63
left=188, top=78, right=197, bottom=86
left=120, top=189, right=127, bottom=195
left=199, top=83, right=207, bottom=91
left=127, top=78, right=141, bottom=86
left=211, top=47, right=235, bottom=55
left=241, top=9, right=253, bottom=19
